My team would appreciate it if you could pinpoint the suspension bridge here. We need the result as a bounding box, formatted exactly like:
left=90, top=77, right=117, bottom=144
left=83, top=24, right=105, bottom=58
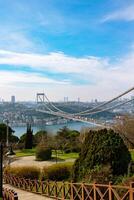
left=36, top=87, right=134, bottom=128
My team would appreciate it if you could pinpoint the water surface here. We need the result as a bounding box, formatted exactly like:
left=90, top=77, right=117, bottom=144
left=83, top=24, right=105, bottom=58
left=12, top=121, right=95, bottom=138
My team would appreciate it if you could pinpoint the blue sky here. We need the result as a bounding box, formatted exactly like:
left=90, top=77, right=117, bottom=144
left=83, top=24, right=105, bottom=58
left=0, top=0, right=134, bottom=101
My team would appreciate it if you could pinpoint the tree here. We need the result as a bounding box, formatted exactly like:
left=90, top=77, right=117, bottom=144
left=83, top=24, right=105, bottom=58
left=0, top=123, right=19, bottom=144
left=56, top=127, right=80, bottom=153
left=19, top=133, right=26, bottom=144
left=72, top=129, right=131, bottom=182
left=114, top=116, right=134, bottom=148
left=25, top=123, right=33, bottom=149
left=34, top=130, right=47, bottom=146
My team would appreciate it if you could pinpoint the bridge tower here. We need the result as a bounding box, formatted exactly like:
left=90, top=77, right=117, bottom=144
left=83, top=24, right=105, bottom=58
left=36, top=93, right=45, bottom=103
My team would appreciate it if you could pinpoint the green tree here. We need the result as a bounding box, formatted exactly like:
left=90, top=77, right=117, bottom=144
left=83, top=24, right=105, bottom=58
left=34, top=130, right=47, bottom=145
left=25, top=123, right=33, bottom=149
left=73, top=129, right=131, bottom=182
left=56, top=127, right=80, bottom=153
left=19, top=133, right=26, bottom=144
left=0, top=123, right=19, bottom=144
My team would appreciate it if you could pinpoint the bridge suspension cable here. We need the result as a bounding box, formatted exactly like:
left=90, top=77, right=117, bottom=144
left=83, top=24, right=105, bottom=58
left=71, top=86, right=134, bottom=115
left=36, top=98, right=134, bottom=127
left=78, top=98, right=134, bottom=116
left=41, top=86, right=134, bottom=116
left=43, top=93, right=65, bottom=113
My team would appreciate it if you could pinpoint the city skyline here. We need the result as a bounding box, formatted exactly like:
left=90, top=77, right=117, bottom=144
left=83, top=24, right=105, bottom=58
left=0, top=0, right=134, bottom=101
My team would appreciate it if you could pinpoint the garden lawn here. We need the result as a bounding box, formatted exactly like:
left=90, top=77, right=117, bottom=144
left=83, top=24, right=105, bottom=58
left=52, top=150, right=79, bottom=160
left=15, top=149, right=79, bottom=160
left=15, top=149, right=134, bottom=161
left=15, top=148, right=36, bottom=157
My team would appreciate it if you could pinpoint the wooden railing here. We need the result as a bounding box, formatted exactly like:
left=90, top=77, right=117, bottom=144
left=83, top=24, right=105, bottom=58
left=3, top=188, right=18, bottom=200
left=4, top=174, right=134, bottom=200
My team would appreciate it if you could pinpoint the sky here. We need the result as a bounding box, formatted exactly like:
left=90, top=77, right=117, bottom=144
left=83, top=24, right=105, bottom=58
left=0, top=0, right=134, bottom=101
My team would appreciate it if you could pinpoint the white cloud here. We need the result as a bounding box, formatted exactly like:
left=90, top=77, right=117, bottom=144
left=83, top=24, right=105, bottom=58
left=102, top=4, right=134, bottom=22
left=0, top=71, right=69, bottom=87
left=0, top=49, right=109, bottom=75
left=0, top=49, right=134, bottom=101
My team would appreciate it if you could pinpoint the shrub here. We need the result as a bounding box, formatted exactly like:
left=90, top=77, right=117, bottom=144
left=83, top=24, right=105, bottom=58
left=72, top=129, right=131, bottom=182
left=36, top=146, right=52, bottom=161
left=120, top=175, right=134, bottom=186
left=41, top=163, right=73, bottom=181
left=84, top=164, right=113, bottom=184
left=5, top=166, right=40, bottom=179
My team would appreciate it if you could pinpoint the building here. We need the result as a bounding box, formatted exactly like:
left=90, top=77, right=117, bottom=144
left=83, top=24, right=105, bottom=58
left=11, top=96, right=15, bottom=104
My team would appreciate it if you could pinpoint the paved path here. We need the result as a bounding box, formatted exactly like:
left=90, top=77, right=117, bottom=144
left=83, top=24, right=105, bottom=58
left=11, top=156, right=75, bottom=169
left=4, top=184, right=52, bottom=200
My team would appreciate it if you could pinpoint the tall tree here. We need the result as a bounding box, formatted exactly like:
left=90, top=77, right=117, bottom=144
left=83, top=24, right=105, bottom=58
left=25, top=123, right=33, bottom=149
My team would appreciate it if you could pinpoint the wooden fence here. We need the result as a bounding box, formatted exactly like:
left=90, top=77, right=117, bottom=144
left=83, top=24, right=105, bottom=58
left=3, top=187, right=18, bottom=200
left=4, top=174, right=134, bottom=200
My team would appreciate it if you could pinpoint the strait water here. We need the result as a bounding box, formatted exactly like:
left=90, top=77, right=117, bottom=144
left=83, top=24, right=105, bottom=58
left=12, top=121, right=96, bottom=138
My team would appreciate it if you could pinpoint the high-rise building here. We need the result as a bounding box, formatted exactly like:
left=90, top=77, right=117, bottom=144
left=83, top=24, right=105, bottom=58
left=11, top=95, right=15, bottom=104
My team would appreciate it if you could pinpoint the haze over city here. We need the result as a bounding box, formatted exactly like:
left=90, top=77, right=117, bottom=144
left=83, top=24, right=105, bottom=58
left=0, top=0, right=134, bottom=101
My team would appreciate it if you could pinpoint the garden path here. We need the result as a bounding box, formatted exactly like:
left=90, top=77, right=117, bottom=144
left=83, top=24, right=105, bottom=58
left=4, top=184, right=53, bottom=200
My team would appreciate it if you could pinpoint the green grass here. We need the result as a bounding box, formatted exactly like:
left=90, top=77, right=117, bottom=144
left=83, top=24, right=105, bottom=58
left=15, top=148, right=36, bottom=157
left=15, top=148, right=79, bottom=160
left=15, top=148, right=134, bottom=161
left=52, top=151, right=79, bottom=160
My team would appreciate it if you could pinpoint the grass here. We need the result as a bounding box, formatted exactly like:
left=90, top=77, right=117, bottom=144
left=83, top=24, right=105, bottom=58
left=52, top=150, right=79, bottom=160
left=15, top=148, right=79, bottom=160
left=15, top=148, right=36, bottom=157
left=15, top=148, right=134, bottom=161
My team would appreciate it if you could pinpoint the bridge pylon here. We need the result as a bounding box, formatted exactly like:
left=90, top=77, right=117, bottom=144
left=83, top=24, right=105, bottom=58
left=36, top=93, right=45, bottom=104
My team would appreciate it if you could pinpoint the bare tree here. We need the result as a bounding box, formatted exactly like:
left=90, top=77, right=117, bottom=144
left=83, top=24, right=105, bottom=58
left=114, top=115, right=134, bottom=148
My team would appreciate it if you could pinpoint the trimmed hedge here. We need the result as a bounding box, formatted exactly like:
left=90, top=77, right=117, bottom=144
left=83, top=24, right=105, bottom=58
left=36, top=146, right=52, bottom=161
left=41, top=163, right=73, bottom=181
left=4, top=166, right=40, bottom=180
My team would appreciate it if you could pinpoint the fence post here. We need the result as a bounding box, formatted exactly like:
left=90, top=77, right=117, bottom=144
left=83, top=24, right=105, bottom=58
left=129, top=182, right=134, bottom=200
left=47, top=180, right=50, bottom=197
left=54, top=181, right=58, bottom=199
left=109, top=182, right=112, bottom=200
left=35, top=180, right=38, bottom=192
left=82, top=182, right=85, bottom=200
left=70, top=181, right=74, bottom=200
left=41, top=181, right=44, bottom=195
left=93, top=182, right=97, bottom=200
left=62, top=181, right=65, bottom=200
